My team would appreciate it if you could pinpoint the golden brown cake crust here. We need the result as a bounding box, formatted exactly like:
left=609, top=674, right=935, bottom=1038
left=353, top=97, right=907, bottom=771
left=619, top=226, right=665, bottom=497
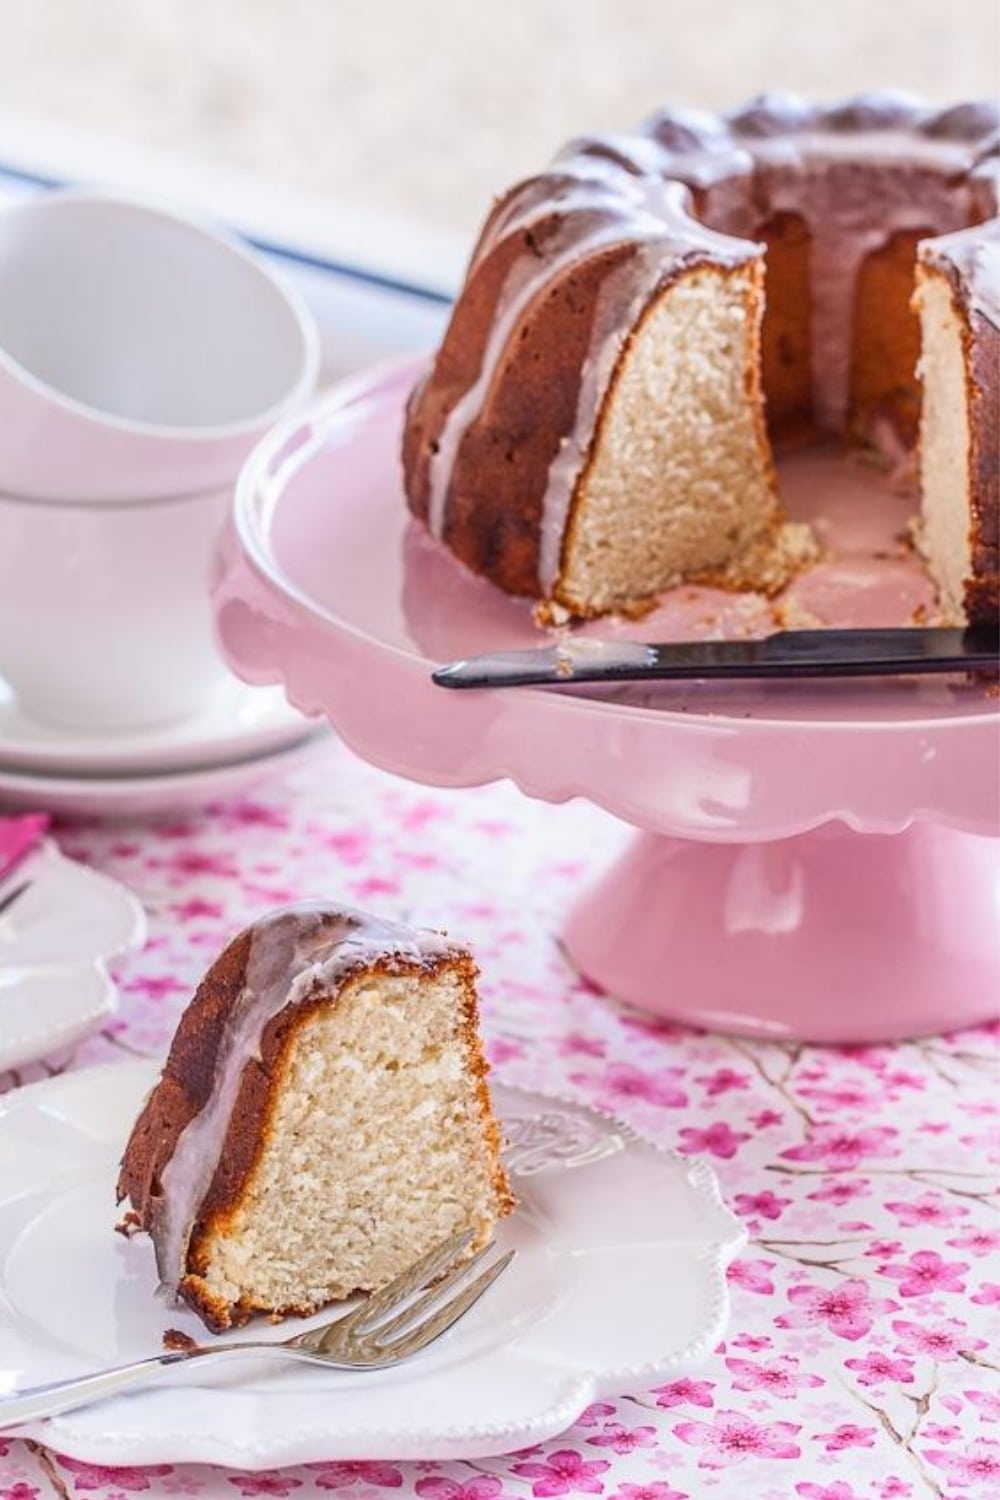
left=119, top=920, right=514, bottom=1333
left=966, top=306, right=999, bottom=627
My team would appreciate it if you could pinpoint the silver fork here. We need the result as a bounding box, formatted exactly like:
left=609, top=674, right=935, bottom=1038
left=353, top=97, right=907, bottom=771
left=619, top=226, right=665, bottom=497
left=0, top=1229, right=515, bottom=1430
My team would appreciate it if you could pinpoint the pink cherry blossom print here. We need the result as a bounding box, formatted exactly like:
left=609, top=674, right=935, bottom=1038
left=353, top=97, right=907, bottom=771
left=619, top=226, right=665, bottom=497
left=971, top=1282, right=1000, bottom=1304
left=228, top=1478, right=304, bottom=1497
left=415, top=1479, right=507, bottom=1500
left=56, top=1459, right=174, bottom=1491
left=727, top=1257, right=776, bottom=1295
left=570, top=1061, right=688, bottom=1110
left=672, top=1411, right=801, bottom=1467
left=608, top=1486, right=687, bottom=1500
left=843, top=1351, right=915, bottom=1386
left=965, top=1390, right=1000, bottom=1421
left=585, top=1425, right=657, bottom=1454
left=312, top=1463, right=404, bottom=1489
left=795, top=1484, right=862, bottom=1500
left=733, top=1190, right=791, bottom=1221
left=725, top=1356, right=823, bottom=1398
left=780, top=1125, right=899, bottom=1171
left=884, top=1193, right=968, bottom=1227
left=878, top=1249, right=969, bottom=1296
left=677, top=1122, right=750, bottom=1158
left=947, top=1225, right=1000, bottom=1257
left=511, top=1449, right=611, bottom=1496
left=694, top=1068, right=750, bottom=1096
left=891, top=1317, right=987, bottom=1360
left=650, top=1378, right=715, bottom=1409
left=814, top=1425, right=877, bottom=1451
left=776, top=1278, right=897, bottom=1340
left=922, top=1438, right=1000, bottom=1489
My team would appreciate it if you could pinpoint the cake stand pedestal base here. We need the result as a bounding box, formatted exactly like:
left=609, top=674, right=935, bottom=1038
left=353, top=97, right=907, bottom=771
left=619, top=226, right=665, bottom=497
left=563, top=822, right=1000, bottom=1043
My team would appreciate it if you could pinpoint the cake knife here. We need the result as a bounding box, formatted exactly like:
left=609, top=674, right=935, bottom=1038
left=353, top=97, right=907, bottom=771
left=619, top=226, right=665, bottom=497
left=432, top=626, right=1000, bottom=689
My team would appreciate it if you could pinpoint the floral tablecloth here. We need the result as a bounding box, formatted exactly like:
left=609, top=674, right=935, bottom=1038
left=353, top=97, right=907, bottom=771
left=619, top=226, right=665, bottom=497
left=2, top=735, right=997, bottom=1500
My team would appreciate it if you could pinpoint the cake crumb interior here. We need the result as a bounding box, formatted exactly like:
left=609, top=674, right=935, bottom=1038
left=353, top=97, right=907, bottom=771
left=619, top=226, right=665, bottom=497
left=189, top=968, right=501, bottom=1319
left=559, top=264, right=778, bottom=616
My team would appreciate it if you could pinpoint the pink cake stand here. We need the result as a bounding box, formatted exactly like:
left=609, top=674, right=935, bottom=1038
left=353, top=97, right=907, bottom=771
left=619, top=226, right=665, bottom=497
left=213, top=358, right=1000, bottom=1043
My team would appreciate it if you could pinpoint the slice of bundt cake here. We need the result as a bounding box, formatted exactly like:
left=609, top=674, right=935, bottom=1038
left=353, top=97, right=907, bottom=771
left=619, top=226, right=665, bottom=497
left=914, top=220, right=999, bottom=627
left=118, top=904, right=514, bottom=1332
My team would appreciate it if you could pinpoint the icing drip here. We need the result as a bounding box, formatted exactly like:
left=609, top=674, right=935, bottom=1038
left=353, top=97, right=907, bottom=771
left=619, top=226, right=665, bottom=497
left=923, top=219, right=1000, bottom=326
left=155, top=903, right=456, bottom=1296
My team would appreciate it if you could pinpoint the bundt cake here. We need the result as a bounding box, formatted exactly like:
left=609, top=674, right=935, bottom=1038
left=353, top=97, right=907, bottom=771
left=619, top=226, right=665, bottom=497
left=118, top=904, right=514, bottom=1333
left=403, top=93, right=999, bottom=626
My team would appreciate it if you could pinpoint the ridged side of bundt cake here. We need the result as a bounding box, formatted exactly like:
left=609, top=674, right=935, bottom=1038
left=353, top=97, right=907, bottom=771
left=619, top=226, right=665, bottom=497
left=118, top=905, right=514, bottom=1332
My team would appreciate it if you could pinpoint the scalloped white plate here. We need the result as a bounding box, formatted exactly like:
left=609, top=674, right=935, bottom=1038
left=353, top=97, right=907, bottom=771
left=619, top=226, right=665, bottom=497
left=0, top=1062, right=745, bottom=1466
left=0, top=842, right=146, bottom=1072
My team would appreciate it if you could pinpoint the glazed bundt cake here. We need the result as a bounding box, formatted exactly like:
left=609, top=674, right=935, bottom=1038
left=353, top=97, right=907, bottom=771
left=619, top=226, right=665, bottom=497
left=118, top=904, right=514, bottom=1332
left=403, top=93, right=999, bottom=626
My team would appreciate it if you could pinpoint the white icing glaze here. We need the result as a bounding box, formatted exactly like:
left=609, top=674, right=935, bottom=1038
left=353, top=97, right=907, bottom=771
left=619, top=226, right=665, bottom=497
left=922, top=219, right=1000, bottom=325
left=154, top=903, right=457, bottom=1296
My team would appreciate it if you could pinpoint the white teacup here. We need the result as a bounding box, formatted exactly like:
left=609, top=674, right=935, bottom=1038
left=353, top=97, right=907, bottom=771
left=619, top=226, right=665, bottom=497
left=0, top=486, right=237, bottom=732
left=0, top=189, right=319, bottom=731
left=0, top=189, right=319, bottom=503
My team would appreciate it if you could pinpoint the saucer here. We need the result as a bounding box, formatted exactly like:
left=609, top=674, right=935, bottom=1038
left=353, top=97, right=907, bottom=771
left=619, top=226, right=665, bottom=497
left=0, top=672, right=315, bottom=777
left=0, top=1063, right=745, bottom=1466
left=0, top=840, right=145, bottom=1073
left=0, top=733, right=327, bottom=820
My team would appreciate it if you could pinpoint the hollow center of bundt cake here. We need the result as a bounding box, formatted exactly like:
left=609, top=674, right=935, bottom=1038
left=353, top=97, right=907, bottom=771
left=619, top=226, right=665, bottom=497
left=189, top=968, right=501, bottom=1321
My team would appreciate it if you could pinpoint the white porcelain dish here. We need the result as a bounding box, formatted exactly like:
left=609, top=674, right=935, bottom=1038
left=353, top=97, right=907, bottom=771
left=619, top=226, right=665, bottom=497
left=0, top=1063, right=745, bottom=1466
left=0, top=673, right=314, bottom=777
left=0, top=841, right=146, bottom=1072
left=0, top=733, right=327, bottom=820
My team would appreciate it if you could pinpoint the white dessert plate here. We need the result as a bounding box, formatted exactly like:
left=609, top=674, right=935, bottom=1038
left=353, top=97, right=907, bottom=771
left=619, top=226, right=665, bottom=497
left=0, top=733, right=328, bottom=820
left=0, top=1062, right=745, bottom=1467
left=0, top=841, right=146, bottom=1073
left=0, top=672, right=315, bottom=778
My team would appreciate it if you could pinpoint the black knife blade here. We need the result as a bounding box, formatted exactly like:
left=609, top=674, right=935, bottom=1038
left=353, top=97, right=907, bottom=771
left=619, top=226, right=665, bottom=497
left=432, top=626, right=1000, bottom=689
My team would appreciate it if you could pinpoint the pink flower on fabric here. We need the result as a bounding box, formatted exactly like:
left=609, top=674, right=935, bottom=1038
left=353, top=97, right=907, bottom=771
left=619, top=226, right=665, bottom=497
left=586, top=1425, right=657, bottom=1454
left=843, top=1351, right=915, bottom=1386
left=727, top=1258, right=776, bottom=1295
left=228, top=1479, right=303, bottom=1497
left=170, top=897, right=225, bottom=920
left=923, top=1438, right=1000, bottom=1488
left=730, top=1333, right=772, bottom=1352
left=695, top=1068, right=749, bottom=1096
left=570, top=1063, right=688, bottom=1110
left=575, top=1402, right=617, bottom=1427
left=947, top=1226, right=1000, bottom=1257
left=923, top=1423, right=962, bottom=1443
left=797, top=1083, right=877, bottom=1111
left=415, top=1479, right=506, bottom=1500
left=677, top=1122, right=751, bottom=1159
left=313, top=1463, right=404, bottom=1489
left=780, top=1125, right=899, bottom=1171
left=725, top=1356, right=823, bottom=1398
left=892, top=1317, right=986, bottom=1361
left=608, top=1487, right=687, bottom=1500
left=873, top=1481, right=913, bottom=1499
left=749, top=1109, right=784, bottom=1129
left=885, top=1194, right=968, bottom=1227
left=972, top=1282, right=1000, bottom=1305
left=57, top=1459, right=174, bottom=1491
left=965, top=1389, right=1000, bottom=1421
left=511, top=1449, right=611, bottom=1496
left=795, top=1484, right=861, bottom=1500
left=878, top=1250, right=968, bottom=1297
left=814, top=1424, right=876, bottom=1451
left=776, top=1278, right=897, bottom=1341
left=733, top=1191, right=790, bottom=1221
left=806, top=1178, right=871, bottom=1205
left=650, top=1378, right=715, bottom=1409
left=672, top=1410, right=801, bottom=1467
left=2, top=1486, right=40, bottom=1500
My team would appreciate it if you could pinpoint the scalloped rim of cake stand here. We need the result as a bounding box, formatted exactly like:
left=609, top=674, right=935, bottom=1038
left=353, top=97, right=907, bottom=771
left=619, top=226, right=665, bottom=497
left=213, top=356, right=999, bottom=844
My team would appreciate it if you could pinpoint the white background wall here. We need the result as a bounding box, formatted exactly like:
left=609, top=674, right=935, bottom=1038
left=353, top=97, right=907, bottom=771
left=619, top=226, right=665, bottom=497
left=0, top=0, right=996, bottom=235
